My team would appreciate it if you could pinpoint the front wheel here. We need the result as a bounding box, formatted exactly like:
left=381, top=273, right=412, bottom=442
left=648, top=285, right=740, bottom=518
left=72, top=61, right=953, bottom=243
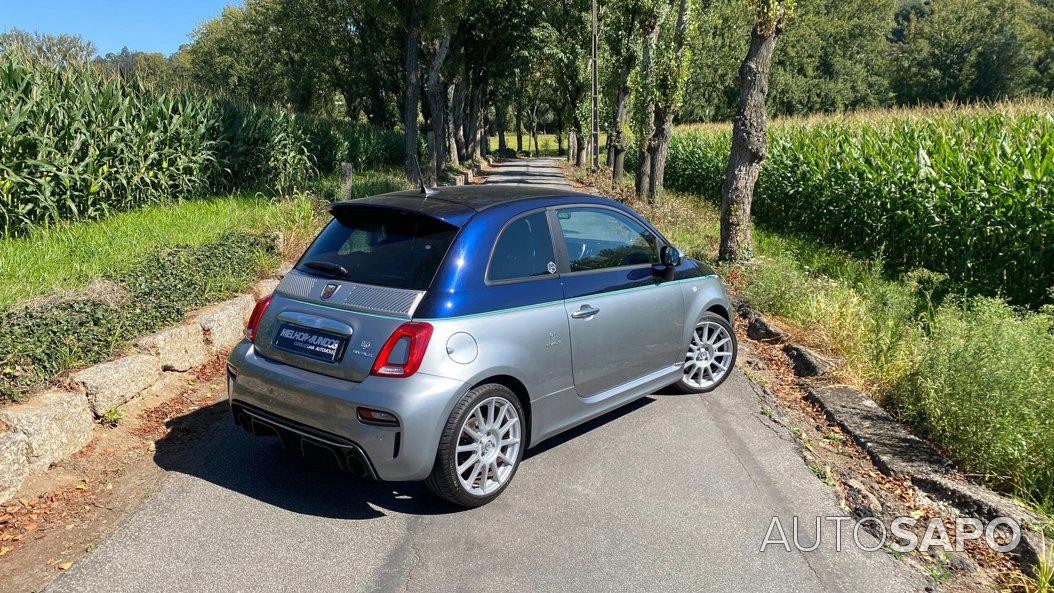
left=672, top=312, right=737, bottom=393
left=425, top=384, right=525, bottom=507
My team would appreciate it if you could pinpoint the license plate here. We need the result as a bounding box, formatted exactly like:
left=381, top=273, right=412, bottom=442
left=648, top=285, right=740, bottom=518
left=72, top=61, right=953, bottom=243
left=273, top=323, right=348, bottom=363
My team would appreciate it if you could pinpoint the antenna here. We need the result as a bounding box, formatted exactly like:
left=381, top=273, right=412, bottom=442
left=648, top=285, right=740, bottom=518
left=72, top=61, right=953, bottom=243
left=413, top=157, right=434, bottom=197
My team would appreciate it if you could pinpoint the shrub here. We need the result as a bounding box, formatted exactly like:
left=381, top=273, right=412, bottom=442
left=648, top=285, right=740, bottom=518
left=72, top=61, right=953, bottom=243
left=0, top=231, right=278, bottom=401
left=884, top=298, right=1054, bottom=504
left=664, top=103, right=1054, bottom=307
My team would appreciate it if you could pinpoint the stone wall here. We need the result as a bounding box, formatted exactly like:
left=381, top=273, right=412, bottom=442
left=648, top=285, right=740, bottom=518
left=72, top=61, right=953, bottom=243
left=0, top=280, right=275, bottom=503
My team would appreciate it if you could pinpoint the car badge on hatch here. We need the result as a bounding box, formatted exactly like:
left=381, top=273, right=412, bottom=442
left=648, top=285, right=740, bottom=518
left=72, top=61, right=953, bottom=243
left=321, top=283, right=339, bottom=300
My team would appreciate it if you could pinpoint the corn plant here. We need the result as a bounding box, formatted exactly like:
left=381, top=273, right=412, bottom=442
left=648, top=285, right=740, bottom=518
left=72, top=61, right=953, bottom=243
left=665, top=103, right=1054, bottom=306
left=0, top=50, right=402, bottom=237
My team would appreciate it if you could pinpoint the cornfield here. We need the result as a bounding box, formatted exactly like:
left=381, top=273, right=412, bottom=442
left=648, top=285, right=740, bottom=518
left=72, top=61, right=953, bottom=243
left=0, top=50, right=401, bottom=236
left=665, top=104, right=1054, bottom=306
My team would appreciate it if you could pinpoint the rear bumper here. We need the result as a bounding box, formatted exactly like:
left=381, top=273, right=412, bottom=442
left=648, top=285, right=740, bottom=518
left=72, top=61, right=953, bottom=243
left=226, top=341, right=467, bottom=481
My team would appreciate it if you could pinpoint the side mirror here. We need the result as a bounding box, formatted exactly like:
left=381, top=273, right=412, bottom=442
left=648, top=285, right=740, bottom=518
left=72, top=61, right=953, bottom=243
left=660, top=245, right=684, bottom=267
left=654, top=245, right=683, bottom=281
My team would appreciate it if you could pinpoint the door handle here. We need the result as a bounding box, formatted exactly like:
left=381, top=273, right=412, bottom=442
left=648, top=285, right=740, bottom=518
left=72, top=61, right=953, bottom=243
left=571, top=305, right=600, bottom=319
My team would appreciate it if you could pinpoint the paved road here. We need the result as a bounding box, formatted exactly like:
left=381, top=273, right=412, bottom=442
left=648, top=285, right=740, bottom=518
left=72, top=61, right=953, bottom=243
left=482, top=157, right=579, bottom=189
left=50, top=159, right=922, bottom=593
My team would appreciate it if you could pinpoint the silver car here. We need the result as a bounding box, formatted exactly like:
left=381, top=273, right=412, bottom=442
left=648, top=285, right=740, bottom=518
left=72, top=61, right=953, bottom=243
left=227, top=185, right=737, bottom=506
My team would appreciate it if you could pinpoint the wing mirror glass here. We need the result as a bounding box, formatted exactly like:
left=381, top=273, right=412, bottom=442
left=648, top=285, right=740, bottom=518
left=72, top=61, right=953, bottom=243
left=660, top=245, right=684, bottom=267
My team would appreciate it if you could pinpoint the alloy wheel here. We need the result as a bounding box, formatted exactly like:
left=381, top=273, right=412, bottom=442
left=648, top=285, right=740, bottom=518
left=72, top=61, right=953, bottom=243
left=455, top=396, right=522, bottom=496
left=682, top=320, right=734, bottom=389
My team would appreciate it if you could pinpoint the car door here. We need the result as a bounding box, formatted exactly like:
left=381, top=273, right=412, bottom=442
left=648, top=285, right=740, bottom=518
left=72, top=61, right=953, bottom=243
left=553, top=205, right=685, bottom=400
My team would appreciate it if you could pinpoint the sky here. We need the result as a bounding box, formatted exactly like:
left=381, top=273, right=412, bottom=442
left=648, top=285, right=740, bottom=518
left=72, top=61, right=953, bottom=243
left=0, top=0, right=239, bottom=56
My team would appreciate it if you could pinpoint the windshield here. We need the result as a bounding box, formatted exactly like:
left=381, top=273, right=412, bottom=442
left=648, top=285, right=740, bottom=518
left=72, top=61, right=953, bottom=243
left=296, top=208, right=458, bottom=290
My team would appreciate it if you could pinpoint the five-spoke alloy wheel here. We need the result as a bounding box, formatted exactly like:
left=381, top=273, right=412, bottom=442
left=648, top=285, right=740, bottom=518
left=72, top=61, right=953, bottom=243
left=673, top=312, right=737, bottom=393
left=427, top=384, right=525, bottom=507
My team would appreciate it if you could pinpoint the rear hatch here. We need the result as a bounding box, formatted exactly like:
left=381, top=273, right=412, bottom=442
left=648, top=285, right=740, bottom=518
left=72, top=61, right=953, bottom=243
left=252, top=206, right=459, bottom=382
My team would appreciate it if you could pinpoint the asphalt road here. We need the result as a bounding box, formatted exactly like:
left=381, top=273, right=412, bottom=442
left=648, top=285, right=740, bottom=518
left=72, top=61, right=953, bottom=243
left=481, top=157, right=579, bottom=188
left=49, top=159, right=922, bottom=593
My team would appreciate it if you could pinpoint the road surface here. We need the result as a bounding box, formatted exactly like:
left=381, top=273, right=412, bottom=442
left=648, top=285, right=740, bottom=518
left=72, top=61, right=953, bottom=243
left=482, top=157, right=580, bottom=189
left=49, top=159, right=922, bottom=593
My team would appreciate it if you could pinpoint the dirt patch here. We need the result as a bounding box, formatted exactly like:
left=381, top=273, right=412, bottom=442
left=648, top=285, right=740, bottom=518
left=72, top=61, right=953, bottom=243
left=0, top=355, right=229, bottom=593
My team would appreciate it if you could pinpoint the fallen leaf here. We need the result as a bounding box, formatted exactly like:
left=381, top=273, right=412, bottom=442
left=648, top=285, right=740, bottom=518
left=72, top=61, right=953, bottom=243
left=75, top=482, right=88, bottom=490
left=24, top=523, right=38, bottom=533
left=57, top=562, right=73, bottom=570
left=0, top=545, right=12, bottom=556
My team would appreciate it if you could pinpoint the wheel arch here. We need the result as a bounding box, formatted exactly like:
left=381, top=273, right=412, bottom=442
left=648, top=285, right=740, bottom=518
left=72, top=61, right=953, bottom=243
left=706, top=303, right=732, bottom=323
left=470, top=374, right=533, bottom=448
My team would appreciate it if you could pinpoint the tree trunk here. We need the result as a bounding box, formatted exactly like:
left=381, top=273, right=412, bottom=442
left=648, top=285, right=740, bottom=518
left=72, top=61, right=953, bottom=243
left=529, top=95, right=540, bottom=156
left=645, top=0, right=688, bottom=203
left=481, top=105, right=490, bottom=157
left=634, top=23, right=660, bottom=197
left=446, top=81, right=460, bottom=167
left=646, top=107, right=675, bottom=202
left=403, top=25, right=422, bottom=185
left=568, top=131, right=577, bottom=164
left=719, top=26, right=780, bottom=262
left=515, top=105, right=523, bottom=153
left=452, top=75, right=467, bottom=162
left=576, top=135, right=587, bottom=167
left=609, top=27, right=636, bottom=181
left=496, top=104, right=508, bottom=152
left=425, top=33, right=450, bottom=183
left=465, top=79, right=485, bottom=160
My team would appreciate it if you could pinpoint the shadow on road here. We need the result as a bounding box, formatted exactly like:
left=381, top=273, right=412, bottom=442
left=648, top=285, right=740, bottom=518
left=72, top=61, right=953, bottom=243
left=152, top=395, right=655, bottom=520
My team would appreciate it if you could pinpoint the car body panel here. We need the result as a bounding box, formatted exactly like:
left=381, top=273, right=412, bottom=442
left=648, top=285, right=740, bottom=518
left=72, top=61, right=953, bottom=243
left=227, top=185, right=734, bottom=483
left=561, top=267, right=685, bottom=398
left=228, top=341, right=465, bottom=481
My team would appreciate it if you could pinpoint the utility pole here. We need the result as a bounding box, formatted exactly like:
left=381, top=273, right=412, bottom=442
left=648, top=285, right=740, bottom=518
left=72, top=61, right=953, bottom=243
left=591, top=0, right=600, bottom=168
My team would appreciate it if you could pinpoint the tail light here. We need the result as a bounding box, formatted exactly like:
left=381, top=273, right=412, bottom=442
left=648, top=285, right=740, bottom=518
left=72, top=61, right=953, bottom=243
left=370, top=322, right=433, bottom=378
left=245, top=295, right=273, bottom=343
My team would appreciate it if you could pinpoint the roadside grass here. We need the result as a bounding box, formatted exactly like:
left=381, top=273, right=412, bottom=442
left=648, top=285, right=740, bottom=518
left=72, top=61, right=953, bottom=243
left=0, top=168, right=411, bottom=402
left=570, top=164, right=1054, bottom=518
left=0, top=168, right=409, bottom=310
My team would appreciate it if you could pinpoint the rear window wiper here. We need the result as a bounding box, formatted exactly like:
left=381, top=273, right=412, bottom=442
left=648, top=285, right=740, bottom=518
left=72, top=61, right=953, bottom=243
left=303, top=260, right=349, bottom=278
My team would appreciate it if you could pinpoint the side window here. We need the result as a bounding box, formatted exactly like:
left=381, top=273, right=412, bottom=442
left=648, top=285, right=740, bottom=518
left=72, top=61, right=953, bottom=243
left=556, top=207, right=659, bottom=272
left=487, top=211, right=558, bottom=282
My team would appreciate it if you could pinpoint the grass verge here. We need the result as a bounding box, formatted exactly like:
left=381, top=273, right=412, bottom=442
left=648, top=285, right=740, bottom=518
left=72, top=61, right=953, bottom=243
left=0, top=168, right=409, bottom=309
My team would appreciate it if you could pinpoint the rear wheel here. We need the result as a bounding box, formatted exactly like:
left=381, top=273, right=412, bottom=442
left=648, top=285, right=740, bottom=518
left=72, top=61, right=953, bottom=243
left=426, top=384, right=524, bottom=507
left=672, top=312, right=737, bottom=393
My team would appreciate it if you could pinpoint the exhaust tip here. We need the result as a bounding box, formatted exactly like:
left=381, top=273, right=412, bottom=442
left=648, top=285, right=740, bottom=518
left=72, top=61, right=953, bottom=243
left=346, top=452, right=369, bottom=478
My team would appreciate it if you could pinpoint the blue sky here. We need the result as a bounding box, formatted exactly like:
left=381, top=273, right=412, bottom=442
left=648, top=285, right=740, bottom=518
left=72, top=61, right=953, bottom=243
left=0, top=0, right=239, bottom=56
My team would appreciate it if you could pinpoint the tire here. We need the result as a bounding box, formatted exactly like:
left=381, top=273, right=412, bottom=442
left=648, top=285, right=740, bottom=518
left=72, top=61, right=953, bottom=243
left=425, top=383, right=526, bottom=507
left=671, top=312, right=738, bottom=394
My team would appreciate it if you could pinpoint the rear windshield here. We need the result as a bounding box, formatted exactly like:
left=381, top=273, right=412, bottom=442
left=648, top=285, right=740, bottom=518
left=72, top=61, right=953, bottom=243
left=296, top=208, right=458, bottom=290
